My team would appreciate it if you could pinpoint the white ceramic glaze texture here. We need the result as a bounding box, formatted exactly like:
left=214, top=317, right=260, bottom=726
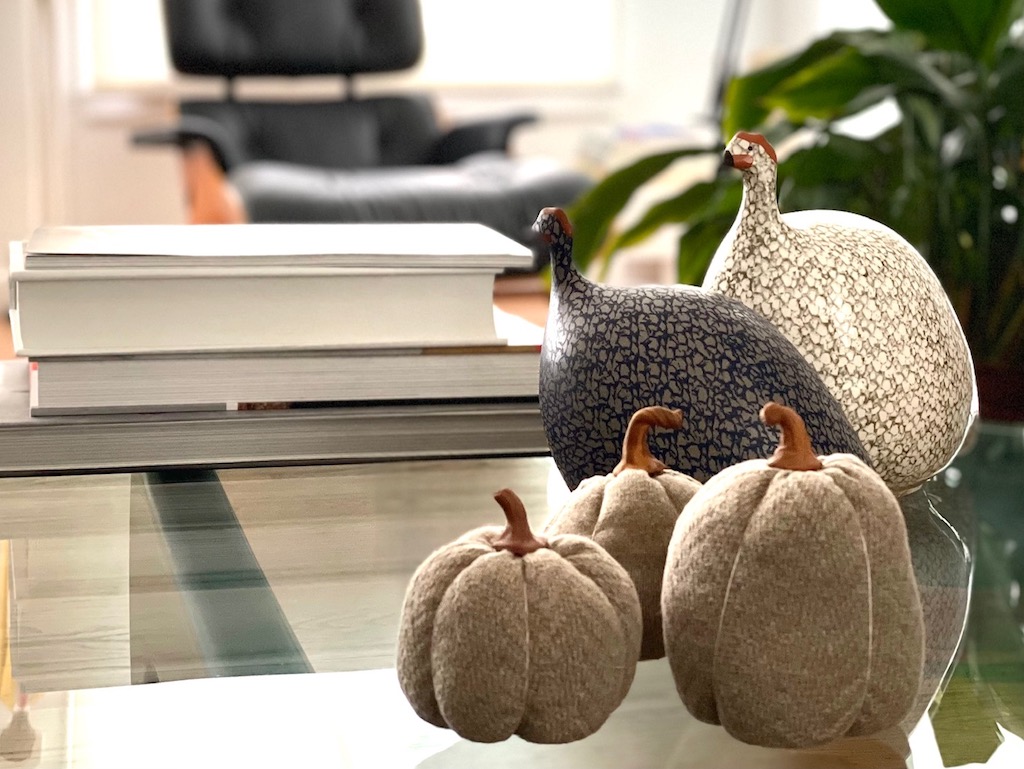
left=704, top=133, right=977, bottom=494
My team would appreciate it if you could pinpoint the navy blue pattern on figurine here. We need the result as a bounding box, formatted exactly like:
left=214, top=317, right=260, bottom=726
left=533, top=208, right=870, bottom=491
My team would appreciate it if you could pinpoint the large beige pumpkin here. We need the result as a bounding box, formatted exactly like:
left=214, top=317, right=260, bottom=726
left=397, top=489, right=642, bottom=744
left=662, top=403, right=925, bottom=748
left=545, top=406, right=701, bottom=660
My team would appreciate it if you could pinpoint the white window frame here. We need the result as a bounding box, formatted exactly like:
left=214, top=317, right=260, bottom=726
left=83, top=0, right=623, bottom=95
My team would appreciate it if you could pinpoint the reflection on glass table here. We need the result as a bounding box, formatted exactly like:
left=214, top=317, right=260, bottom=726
left=0, top=422, right=1018, bottom=768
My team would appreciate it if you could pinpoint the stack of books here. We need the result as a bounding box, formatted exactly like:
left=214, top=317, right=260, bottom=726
left=8, top=222, right=544, bottom=417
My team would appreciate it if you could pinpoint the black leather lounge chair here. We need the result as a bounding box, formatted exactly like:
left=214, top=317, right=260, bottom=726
left=133, top=0, right=593, bottom=266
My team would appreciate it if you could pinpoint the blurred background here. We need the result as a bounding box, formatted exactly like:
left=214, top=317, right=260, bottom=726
left=0, top=0, right=889, bottom=282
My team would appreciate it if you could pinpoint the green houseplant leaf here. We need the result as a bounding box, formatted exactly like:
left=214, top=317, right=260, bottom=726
left=876, top=0, right=1024, bottom=66
left=676, top=213, right=736, bottom=285
left=990, top=47, right=1024, bottom=127
left=723, top=33, right=849, bottom=136
left=567, top=146, right=716, bottom=275
left=727, top=30, right=971, bottom=134
left=762, top=47, right=889, bottom=124
left=609, top=178, right=741, bottom=255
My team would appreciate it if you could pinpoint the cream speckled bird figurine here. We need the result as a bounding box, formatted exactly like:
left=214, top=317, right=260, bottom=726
left=705, top=132, right=976, bottom=494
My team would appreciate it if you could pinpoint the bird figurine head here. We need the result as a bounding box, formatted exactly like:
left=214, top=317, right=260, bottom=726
left=533, top=207, right=578, bottom=285
left=723, top=132, right=777, bottom=174
left=534, top=206, right=573, bottom=244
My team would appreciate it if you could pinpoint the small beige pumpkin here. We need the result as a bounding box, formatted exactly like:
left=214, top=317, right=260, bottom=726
left=544, top=406, right=701, bottom=660
left=396, top=489, right=642, bottom=744
left=662, top=402, right=925, bottom=748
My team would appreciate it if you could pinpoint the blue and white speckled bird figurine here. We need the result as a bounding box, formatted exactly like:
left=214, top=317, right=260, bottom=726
left=533, top=207, right=868, bottom=491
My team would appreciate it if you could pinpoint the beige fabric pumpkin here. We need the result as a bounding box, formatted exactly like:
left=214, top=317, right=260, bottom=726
left=545, top=406, right=701, bottom=660
left=397, top=489, right=642, bottom=744
left=662, top=403, right=925, bottom=748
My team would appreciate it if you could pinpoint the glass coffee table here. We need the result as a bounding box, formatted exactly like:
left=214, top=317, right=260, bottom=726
left=0, top=422, right=1020, bottom=768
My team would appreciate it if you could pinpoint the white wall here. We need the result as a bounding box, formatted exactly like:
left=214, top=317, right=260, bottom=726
left=0, top=0, right=43, bottom=313
left=0, top=0, right=884, bottom=269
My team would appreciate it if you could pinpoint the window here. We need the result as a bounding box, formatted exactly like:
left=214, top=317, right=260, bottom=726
left=85, top=0, right=620, bottom=91
left=86, top=0, right=169, bottom=89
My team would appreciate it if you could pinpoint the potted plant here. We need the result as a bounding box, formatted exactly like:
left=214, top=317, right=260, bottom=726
left=570, top=0, right=1024, bottom=421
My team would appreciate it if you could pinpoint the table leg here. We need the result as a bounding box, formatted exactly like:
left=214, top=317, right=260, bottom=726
left=139, top=470, right=312, bottom=679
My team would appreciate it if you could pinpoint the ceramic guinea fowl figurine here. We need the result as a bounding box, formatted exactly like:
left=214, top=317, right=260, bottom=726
left=705, top=132, right=976, bottom=494
left=534, top=207, right=868, bottom=491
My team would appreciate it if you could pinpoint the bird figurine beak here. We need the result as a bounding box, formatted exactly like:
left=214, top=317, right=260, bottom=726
left=722, top=151, right=753, bottom=170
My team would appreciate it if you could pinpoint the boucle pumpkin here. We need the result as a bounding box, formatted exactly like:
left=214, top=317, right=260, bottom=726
left=396, top=489, right=642, bottom=744
left=706, top=131, right=975, bottom=494
left=662, top=402, right=925, bottom=748
left=545, top=406, right=701, bottom=660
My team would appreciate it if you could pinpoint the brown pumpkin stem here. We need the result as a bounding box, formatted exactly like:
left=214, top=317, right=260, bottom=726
left=492, top=489, right=548, bottom=556
left=612, top=406, right=684, bottom=477
left=760, top=402, right=824, bottom=471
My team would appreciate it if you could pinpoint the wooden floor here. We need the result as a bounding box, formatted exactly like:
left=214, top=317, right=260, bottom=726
left=1, top=315, right=13, bottom=360
left=492, top=290, right=549, bottom=328
left=493, top=274, right=550, bottom=327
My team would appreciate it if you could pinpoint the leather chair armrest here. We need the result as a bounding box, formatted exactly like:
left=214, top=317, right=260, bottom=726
left=429, top=113, right=538, bottom=164
left=132, top=115, right=244, bottom=172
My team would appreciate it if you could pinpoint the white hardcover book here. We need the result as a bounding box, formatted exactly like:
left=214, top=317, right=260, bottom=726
left=24, top=222, right=534, bottom=270
left=29, top=344, right=541, bottom=415
left=10, top=256, right=504, bottom=356
left=0, top=361, right=549, bottom=474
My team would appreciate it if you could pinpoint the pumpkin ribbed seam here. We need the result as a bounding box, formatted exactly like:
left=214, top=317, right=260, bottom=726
left=824, top=463, right=876, bottom=717
left=518, top=555, right=531, bottom=734
left=856, top=525, right=873, bottom=718
left=557, top=548, right=633, bottom=734
left=515, top=547, right=626, bottom=739
left=652, top=477, right=675, bottom=511
left=429, top=547, right=500, bottom=725
left=559, top=545, right=634, bottom=674
left=599, top=473, right=675, bottom=536
left=710, top=469, right=785, bottom=721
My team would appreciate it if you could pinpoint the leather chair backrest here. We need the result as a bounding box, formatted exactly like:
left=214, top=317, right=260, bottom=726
left=163, top=0, right=424, bottom=76
left=182, top=97, right=441, bottom=168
